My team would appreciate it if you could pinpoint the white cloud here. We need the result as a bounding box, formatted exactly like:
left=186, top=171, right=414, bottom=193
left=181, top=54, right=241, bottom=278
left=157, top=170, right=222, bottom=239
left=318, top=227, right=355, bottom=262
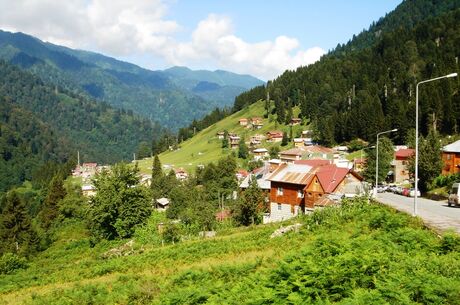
left=0, top=1, right=325, bottom=80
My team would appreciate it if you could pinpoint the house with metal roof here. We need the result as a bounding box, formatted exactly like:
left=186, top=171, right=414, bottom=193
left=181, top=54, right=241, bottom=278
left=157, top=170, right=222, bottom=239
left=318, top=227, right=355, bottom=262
left=264, top=163, right=363, bottom=223
left=442, top=139, right=460, bottom=175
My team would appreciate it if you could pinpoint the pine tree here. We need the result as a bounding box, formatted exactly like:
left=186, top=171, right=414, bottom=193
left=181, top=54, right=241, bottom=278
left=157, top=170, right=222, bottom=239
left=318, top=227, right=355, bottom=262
left=238, top=138, right=249, bottom=159
left=281, top=131, right=289, bottom=146
left=0, top=191, right=38, bottom=256
left=409, top=130, right=443, bottom=192
left=234, top=178, right=264, bottom=226
left=151, top=155, right=164, bottom=198
left=40, top=174, right=66, bottom=229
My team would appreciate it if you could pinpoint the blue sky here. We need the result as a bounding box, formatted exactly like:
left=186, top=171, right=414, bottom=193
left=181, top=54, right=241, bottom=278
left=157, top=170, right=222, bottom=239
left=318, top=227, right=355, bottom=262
left=168, top=1, right=402, bottom=51
left=0, top=0, right=402, bottom=80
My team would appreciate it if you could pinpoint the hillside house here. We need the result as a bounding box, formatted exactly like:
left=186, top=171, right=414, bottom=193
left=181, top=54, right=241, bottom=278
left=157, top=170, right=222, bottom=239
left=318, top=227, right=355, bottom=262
left=251, top=117, right=264, bottom=129
left=301, top=130, right=313, bottom=138
left=73, top=162, right=98, bottom=180
left=353, top=158, right=366, bottom=173
left=156, top=198, right=170, bottom=211
left=279, top=146, right=334, bottom=163
left=216, top=131, right=225, bottom=139
left=290, top=118, right=301, bottom=125
left=140, top=174, right=151, bottom=186
left=239, top=118, right=248, bottom=126
left=294, top=159, right=331, bottom=167
left=253, top=148, right=268, bottom=160
left=174, top=168, right=188, bottom=180
left=442, top=140, right=460, bottom=175
left=236, top=169, right=249, bottom=181
left=229, top=135, right=241, bottom=149
left=303, top=138, right=313, bottom=146
left=392, top=148, right=414, bottom=183
left=265, top=163, right=363, bottom=223
left=266, top=131, right=283, bottom=143
left=82, top=184, right=96, bottom=197
left=293, top=138, right=304, bottom=147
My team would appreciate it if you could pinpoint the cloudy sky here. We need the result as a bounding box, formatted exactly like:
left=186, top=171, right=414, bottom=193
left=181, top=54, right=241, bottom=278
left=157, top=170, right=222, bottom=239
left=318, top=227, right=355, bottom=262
left=0, top=0, right=401, bottom=80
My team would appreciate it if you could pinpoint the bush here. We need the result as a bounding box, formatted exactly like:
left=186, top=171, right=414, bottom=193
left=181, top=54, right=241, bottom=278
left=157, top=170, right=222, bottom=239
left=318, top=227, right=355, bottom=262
left=0, top=253, right=28, bottom=274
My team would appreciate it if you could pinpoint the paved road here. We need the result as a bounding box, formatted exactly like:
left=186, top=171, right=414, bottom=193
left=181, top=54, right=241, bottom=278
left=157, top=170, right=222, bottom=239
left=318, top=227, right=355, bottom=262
left=376, top=192, right=460, bottom=234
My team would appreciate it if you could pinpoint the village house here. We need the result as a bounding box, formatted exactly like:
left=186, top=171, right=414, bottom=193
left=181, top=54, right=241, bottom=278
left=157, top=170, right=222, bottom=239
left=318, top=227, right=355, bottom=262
left=72, top=162, right=98, bottom=180
left=216, top=131, right=225, bottom=139
left=293, top=138, right=305, bottom=147
left=249, top=134, right=264, bottom=147
left=290, top=118, right=301, bottom=125
left=266, top=131, right=284, bottom=142
left=353, top=158, right=366, bottom=173
left=253, top=148, right=269, bottom=160
left=239, top=118, right=248, bottom=126
left=156, top=197, right=170, bottom=211
left=301, top=130, right=313, bottom=138
left=236, top=169, right=249, bottom=181
left=229, top=135, right=241, bottom=149
left=250, top=117, right=264, bottom=129
left=140, top=174, right=151, bottom=186
left=82, top=184, right=96, bottom=197
left=279, top=146, right=334, bottom=163
left=265, top=163, right=363, bottom=223
left=442, top=140, right=460, bottom=175
left=174, top=168, right=188, bottom=180
left=392, top=148, right=414, bottom=183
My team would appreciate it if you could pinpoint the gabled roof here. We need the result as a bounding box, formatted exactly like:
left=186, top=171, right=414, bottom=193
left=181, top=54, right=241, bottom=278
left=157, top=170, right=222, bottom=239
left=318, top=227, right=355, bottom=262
left=314, top=164, right=350, bottom=193
left=443, top=140, right=460, bottom=153
left=267, top=163, right=315, bottom=185
left=253, top=148, right=268, bottom=153
left=395, top=148, right=415, bottom=158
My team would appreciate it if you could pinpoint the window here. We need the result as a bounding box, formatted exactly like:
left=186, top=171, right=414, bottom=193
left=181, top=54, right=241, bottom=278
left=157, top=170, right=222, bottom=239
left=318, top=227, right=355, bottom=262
left=297, top=190, right=304, bottom=198
left=447, top=154, right=451, bottom=160
left=277, top=187, right=283, bottom=195
left=277, top=203, right=282, bottom=210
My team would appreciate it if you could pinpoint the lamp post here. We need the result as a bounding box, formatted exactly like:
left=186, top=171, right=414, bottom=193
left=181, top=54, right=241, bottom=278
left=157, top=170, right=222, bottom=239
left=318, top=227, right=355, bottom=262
left=374, top=128, right=398, bottom=197
left=414, top=72, right=457, bottom=216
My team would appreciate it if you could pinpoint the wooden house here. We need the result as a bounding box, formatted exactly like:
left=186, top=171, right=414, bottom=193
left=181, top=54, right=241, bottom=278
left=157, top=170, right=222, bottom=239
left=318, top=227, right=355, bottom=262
left=216, top=131, right=225, bottom=139
left=293, top=138, right=305, bottom=147
left=265, top=163, right=363, bottom=223
left=229, top=135, right=240, bottom=149
left=290, top=118, right=301, bottom=125
left=266, top=131, right=283, bottom=142
left=392, top=148, right=414, bottom=183
left=442, top=140, right=460, bottom=175
left=174, top=168, right=188, bottom=180
left=239, top=118, right=248, bottom=126
left=253, top=148, right=268, bottom=160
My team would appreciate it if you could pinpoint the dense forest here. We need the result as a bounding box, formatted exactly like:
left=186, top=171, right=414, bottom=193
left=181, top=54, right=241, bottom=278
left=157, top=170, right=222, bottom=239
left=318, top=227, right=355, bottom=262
left=0, top=60, right=158, bottom=191
left=231, top=0, right=460, bottom=145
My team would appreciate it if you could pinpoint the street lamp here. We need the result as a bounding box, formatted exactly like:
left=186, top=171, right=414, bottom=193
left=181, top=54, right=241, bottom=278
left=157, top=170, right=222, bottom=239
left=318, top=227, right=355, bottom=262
left=414, top=72, right=457, bottom=216
left=374, top=128, right=398, bottom=197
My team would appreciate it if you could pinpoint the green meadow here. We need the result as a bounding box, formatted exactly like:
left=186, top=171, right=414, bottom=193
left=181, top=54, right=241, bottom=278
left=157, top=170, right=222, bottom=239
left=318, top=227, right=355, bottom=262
left=1, top=199, right=459, bottom=304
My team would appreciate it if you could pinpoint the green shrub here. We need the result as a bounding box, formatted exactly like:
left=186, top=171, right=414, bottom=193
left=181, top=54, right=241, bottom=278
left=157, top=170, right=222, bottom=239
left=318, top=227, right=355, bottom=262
left=0, top=253, right=28, bottom=274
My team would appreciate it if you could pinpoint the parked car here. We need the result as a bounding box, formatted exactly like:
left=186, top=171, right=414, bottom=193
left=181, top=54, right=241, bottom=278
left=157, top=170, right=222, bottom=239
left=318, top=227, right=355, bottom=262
left=402, top=188, right=410, bottom=197
left=393, top=186, right=403, bottom=194
left=408, top=188, right=421, bottom=197
left=448, top=183, right=460, bottom=207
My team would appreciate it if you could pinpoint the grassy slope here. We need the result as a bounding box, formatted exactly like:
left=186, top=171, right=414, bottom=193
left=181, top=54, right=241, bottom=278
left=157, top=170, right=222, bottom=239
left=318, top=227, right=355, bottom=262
left=0, top=201, right=459, bottom=304
left=138, top=100, right=303, bottom=174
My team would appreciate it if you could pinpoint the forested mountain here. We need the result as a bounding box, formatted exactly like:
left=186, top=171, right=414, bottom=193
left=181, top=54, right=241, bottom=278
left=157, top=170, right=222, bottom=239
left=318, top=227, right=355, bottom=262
left=232, top=0, right=460, bottom=145
left=0, top=60, right=157, bottom=192
left=0, top=30, right=263, bottom=130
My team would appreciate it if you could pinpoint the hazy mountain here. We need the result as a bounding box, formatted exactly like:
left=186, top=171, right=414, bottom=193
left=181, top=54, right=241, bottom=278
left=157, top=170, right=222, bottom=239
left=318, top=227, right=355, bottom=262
left=0, top=30, right=263, bottom=130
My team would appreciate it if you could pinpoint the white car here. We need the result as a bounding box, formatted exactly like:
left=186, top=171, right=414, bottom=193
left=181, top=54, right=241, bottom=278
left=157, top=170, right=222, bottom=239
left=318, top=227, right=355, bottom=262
left=409, top=189, right=421, bottom=197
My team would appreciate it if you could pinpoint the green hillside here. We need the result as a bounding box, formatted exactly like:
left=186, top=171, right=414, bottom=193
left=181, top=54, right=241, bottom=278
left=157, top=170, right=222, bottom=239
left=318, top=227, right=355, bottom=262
left=0, top=200, right=458, bottom=304
left=0, top=30, right=263, bottom=130
left=138, top=100, right=304, bottom=173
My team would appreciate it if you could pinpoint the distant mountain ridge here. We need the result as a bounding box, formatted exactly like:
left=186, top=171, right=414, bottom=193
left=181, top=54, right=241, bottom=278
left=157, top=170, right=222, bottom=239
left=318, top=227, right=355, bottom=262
left=0, top=30, right=264, bottom=130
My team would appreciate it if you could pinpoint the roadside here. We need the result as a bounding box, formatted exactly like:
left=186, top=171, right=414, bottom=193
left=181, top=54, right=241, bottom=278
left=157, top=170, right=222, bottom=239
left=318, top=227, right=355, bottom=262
left=377, top=192, right=460, bottom=234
